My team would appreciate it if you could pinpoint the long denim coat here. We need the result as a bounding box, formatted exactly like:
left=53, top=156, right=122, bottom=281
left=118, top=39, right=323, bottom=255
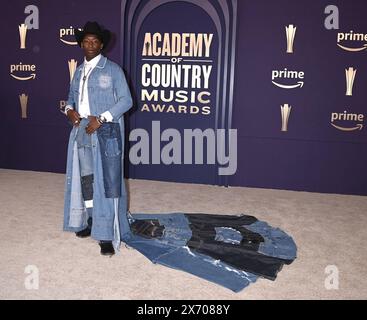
left=63, top=56, right=133, bottom=247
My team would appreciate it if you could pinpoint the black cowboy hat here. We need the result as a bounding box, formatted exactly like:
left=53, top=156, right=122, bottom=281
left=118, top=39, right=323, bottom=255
left=75, top=21, right=111, bottom=48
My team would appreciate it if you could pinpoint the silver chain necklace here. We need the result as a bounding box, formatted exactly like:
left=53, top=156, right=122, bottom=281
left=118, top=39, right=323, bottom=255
left=80, top=65, right=93, bottom=103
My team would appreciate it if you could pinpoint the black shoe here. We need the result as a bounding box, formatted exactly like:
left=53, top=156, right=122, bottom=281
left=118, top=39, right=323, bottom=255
left=75, top=227, right=91, bottom=238
left=75, top=217, right=92, bottom=238
left=99, top=241, right=115, bottom=256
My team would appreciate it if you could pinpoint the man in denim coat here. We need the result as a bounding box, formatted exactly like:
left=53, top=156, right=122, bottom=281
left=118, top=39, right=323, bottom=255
left=62, top=21, right=133, bottom=256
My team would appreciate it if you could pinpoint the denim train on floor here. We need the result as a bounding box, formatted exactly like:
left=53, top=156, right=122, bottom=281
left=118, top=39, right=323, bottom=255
left=126, top=213, right=297, bottom=292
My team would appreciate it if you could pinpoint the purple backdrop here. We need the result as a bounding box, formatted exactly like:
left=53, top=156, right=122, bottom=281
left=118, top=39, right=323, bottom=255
left=1, top=0, right=366, bottom=196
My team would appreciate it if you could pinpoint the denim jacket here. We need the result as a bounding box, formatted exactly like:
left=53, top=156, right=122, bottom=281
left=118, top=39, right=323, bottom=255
left=63, top=56, right=133, bottom=247
left=67, top=55, right=132, bottom=120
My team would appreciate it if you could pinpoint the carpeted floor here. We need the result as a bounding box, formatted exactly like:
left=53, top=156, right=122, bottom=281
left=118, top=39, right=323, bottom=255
left=0, top=169, right=366, bottom=300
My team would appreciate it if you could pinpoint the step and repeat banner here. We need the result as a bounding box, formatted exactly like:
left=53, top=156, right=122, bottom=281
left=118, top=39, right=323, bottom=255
left=230, top=0, right=366, bottom=195
left=1, top=0, right=123, bottom=174
left=122, top=0, right=237, bottom=186
left=1, top=0, right=366, bottom=195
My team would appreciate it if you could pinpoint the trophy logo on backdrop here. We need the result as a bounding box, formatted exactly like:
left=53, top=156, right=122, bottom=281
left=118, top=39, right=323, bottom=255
left=345, top=67, right=357, bottom=96
left=19, top=93, right=29, bottom=118
left=285, top=24, right=297, bottom=54
left=68, top=59, right=78, bottom=83
left=280, top=104, right=292, bottom=132
left=19, top=23, right=28, bottom=49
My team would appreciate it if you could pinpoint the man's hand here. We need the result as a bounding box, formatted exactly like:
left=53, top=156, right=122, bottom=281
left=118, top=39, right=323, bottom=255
left=66, top=109, right=81, bottom=127
left=86, top=116, right=102, bottom=134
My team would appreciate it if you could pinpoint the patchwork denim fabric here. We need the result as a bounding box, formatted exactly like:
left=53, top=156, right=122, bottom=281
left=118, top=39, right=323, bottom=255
left=127, top=213, right=297, bottom=292
left=97, top=122, right=122, bottom=198
left=76, top=119, right=94, bottom=201
left=245, top=221, right=297, bottom=260
left=63, top=56, right=133, bottom=243
left=215, top=227, right=243, bottom=244
left=127, top=213, right=258, bottom=292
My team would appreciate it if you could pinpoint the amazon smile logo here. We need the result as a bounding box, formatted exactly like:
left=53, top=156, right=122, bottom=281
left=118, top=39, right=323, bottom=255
left=272, top=68, right=304, bottom=89
left=337, top=31, right=367, bottom=52
left=10, top=63, right=36, bottom=81
left=59, top=26, right=80, bottom=45
left=331, top=111, right=364, bottom=132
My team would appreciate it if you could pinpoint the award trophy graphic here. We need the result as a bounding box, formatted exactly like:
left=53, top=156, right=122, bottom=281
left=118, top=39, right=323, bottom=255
left=19, top=23, right=28, bottom=49
left=68, top=59, right=78, bottom=83
left=19, top=94, right=28, bottom=119
left=345, top=67, right=357, bottom=96
left=281, top=104, right=292, bottom=132
left=285, top=24, right=296, bottom=54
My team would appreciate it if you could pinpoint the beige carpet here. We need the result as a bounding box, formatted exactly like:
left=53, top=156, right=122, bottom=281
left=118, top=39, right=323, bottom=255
left=0, top=168, right=366, bottom=300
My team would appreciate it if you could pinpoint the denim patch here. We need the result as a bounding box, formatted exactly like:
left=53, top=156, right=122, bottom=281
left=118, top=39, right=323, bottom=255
left=127, top=213, right=297, bottom=290
left=98, top=74, right=112, bottom=89
left=80, top=174, right=94, bottom=201
left=105, top=138, right=121, bottom=157
left=97, top=123, right=122, bottom=198
left=215, top=227, right=243, bottom=245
